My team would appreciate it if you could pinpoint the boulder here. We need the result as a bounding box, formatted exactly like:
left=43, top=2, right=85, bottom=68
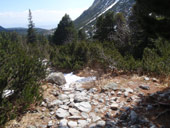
left=46, top=72, right=66, bottom=85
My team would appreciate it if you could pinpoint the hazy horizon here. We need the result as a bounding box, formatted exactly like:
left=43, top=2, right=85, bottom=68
left=0, top=0, right=94, bottom=29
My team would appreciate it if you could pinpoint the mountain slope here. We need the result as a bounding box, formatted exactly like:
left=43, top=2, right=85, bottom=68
left=74, top=0, right=135, bottom=30
left=0, top=26, right=7, bottom=32
left=6, top=28, right=52, bottom=35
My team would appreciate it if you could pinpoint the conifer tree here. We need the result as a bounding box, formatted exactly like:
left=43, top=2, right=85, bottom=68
left=94, top=11, right=116, bottom=42
left=52, top=14, right=77, bottom=45
left=78, top=29, right=86, bottom=41
left=134, top=0, right=170, bottom=39
left=27, top=9, right=36, bottom=43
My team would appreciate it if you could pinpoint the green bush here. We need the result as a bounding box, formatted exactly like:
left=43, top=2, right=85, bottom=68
left=0, top=32, right=45, bottom=126
left=50, top=42, right=89, bottom=70
left=142, top=38, right=170, bottom=75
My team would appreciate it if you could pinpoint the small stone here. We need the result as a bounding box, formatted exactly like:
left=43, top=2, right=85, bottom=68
left=97, top=120, right=106, bottom=127
left=68, top=116, right=82, bottom=120
left=41, top=101, right=47, bottom=107
left=127, top=97, right=132, bottom=102
left=48, top=100, right=63, bottom=108
left=59, top=119, right=68, bottom=126
left=75, top=102, right=92, bottom=113
left=69, top=108, right=80, bottom=116
left=78, top=120, right=88, bottom=127
left=147, top=105, right=153, bottom=111
left=110, top=103, right=119, bottom=110
left=111, top=91, right=115, bottom=95
left=27, top=125, right=36, bottom=128
left=56, top=108, right=70, bottom=118
left=50, top=111, right=55, bottom=115
left=58, top=94, right=69, bottom=101
left=81, top=112, right=89, bottom=119
left=74, top=92, right=88, bottom=102
left=124, top=92, right=129, bottom=97
left=99, top=99, right=104, bottom=103
left=89, top=112, right=101, bottom=122
left=68, top=121, right=77, bottom=128
left=144, top=76, right=150, bottom=81
left=48, top=121, right=53, bottom=127
left=59, top=105, right=69, bottom=110
left=152, top=78, right=158, bottom=82
left=102, top=83, right=119, bottom=91
left=130, top=110, right=138, bottom=124
left=139, top=85, right=150, bottom=90
left=125, top=88, right=134, bottom=93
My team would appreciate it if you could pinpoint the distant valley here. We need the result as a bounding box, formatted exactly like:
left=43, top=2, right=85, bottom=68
left=0, top=26, right=53, bottom=35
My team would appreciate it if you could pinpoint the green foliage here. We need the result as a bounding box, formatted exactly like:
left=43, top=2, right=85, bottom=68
left=133, top=0, right=170, bottom=39
left=142, top=38, right=170, bottom=74
left=0, top=32, right=45, bottom=126
left=27, top=9, right=37, bottom=43
left=50, top=42, right=89, bottom=70
left=94, top=11, right=115, bottom=42
left=52, top=14, right=77, bottom=45
left=78, top=29, right=87, bottom=41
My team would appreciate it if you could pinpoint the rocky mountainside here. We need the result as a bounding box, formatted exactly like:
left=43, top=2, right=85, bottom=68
left=74, top=0, right=135, bottom=32
left=0, top=26, right=7, bottom=32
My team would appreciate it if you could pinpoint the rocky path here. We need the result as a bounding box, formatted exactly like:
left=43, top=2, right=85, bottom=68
left=6, top=69, right=170, bottom=128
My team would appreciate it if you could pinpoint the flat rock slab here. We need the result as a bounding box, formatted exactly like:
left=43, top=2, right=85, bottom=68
left=56, top=108, right=70, bottom=118
left=69, top=108, right=80, bottom=116
left=75, top=102, right=92, bottom=113
left=102, top=83, right=120, bottom=91
left=68, top=121, right=77, bottom=128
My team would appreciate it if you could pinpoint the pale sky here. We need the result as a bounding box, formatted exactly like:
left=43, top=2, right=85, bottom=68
left=0, top=0, right=93, bottom=29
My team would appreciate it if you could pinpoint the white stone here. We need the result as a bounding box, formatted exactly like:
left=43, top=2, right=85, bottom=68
left=97, top=120, right=106, bottom=127
left=48, top=120, right=53, bottom=127
left=81, top=112, right=89, bottom=119
left=58, top=94, right=69, bottom=101
left=68, top=121, right=77, bottom=128
left=124, top=92, right=129, bottom=97
left=110, top=103, right=119, bottom=110
left=59, top=119, right=68, bottom=126
left=89, top=112, right=101, bottom=122
left=68, top=116, right=82, bottom=120
left=74, top=92, right=88, bottom=102
left=69, top=108, right=80, bottom=116
left=56, top=108, right=70, bottom=118
left=144, top=76, right=150, bottom=81
left=125, top=88, right=134, bottom=93
left=75, top=102, right=92, bottom=113
left=48, top=100, right=63, bottom=108
left=59, top=105, right=69, bottom=110
left=78, top=120, right=88, bottom=127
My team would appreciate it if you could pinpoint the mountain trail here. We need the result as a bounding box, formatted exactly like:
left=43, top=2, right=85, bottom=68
left=6, top=68, right=170, bottom=128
